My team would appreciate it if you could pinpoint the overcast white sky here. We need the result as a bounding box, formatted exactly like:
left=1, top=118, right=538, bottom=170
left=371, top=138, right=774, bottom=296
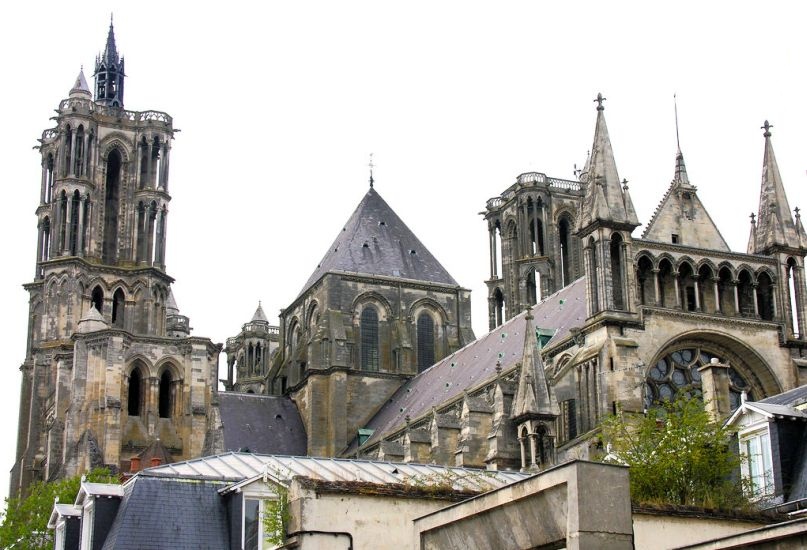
left=1, top=1, right=806, bottom=501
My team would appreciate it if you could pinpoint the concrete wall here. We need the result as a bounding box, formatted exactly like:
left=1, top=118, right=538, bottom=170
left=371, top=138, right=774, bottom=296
left=633, top=512, right=767, bottom=550
left=414, top=460, right=632, bottom=550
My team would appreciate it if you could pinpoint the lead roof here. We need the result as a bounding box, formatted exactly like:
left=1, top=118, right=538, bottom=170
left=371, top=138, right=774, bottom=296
left=218, top=392, right=307, bottom=455
left=298, top=187, right=459, bottom=297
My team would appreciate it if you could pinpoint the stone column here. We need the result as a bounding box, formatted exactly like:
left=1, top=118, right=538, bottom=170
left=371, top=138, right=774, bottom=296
left=712, top=277, right=721, bottom=313
left=693, top=276, right=701, bottom=311
left=752, top=283, right=760, bottom=317
left=652, top=268, right=661, bottom=306
left=699, top=359, right=733, bottom=422
left=733, top=281, right=740, bottom=316
left=673, top=273, right=681, bottom=309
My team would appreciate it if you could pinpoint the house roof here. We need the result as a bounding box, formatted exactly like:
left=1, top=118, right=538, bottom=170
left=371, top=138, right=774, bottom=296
left=355, top=277, right=586, bottom=450
left=76, top=481, right=124, bottom=504
left=218, top=392, right=307, bottom=455
left=100, top=477, right=229, bottom=550
left=141, top=451, right=529, bottom=492
left=47, top=504, right=82, bottom=529
left=298, top=187, right=459, bottom=297
left=760, top=384, right=807, bottom=407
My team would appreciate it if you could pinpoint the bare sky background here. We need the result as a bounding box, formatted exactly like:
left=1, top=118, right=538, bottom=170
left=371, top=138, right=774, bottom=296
left=1, top=1, right=806, bottom=502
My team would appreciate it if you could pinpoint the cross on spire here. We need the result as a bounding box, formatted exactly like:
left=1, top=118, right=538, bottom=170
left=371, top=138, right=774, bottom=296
left=762, top=120, right=773, bottom=138
left=368, top=153, right=375, bottom=188
left=750, top=212, right=756, bottom=225
left=594, top=92, right=606, bottom=111
left=796, top=207, right=801, bottom=219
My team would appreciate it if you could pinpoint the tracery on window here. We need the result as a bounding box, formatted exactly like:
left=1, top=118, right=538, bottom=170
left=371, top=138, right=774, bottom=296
left=645, top=347, right=752, bottom=410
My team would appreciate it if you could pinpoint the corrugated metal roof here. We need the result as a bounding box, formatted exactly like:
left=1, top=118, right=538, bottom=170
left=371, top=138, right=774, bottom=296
left=141, top=452, right=529, bottom=492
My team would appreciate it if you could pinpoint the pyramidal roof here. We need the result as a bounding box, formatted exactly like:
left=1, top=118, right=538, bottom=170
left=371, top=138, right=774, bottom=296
left=251, top=302, right=268, bottom=322
left=642, top=149, right=730, bottom=251
left=511, top=310, right=558, bottom=420
left=69, top=69, right=91, bottom=97
left=750, top=121, right=802, bottom=253
left=299, top=187, right=458, bottom=296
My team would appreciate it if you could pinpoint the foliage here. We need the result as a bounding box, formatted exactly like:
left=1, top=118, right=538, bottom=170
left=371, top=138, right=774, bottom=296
left=262, top=485, right=289, bottom=547
left=600, top=395, right=749, bottom=509
left=0, top=469, right=119, bottom=550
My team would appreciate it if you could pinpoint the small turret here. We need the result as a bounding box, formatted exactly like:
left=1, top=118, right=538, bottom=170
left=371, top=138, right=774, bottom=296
left=69, top=68, right=92, bottom=100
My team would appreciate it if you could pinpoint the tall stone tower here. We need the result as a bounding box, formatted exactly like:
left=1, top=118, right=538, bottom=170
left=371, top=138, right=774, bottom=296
left=11, top=22, right=221, bottom=495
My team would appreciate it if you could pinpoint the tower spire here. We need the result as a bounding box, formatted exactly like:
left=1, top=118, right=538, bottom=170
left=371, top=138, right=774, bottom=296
left=578, top=93, right=640, bottom=233
left=749, top=120, right=801, bottom=253
left=94, top=16, right=125, bottom=108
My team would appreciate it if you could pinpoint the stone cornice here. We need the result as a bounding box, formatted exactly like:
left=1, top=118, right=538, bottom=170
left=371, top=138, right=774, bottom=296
left=642, top=306, right=782, bottom=331
left=34, top=257, right=175, bottom=284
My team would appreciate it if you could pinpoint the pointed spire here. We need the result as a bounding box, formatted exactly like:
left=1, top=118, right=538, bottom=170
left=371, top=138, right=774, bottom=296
left=751, top=120, right=801, bottom=253
left=747, top=213, right=757, bottom=254
left=251, top=301, right=268, bottom=323
left=94, top=16, right=125, bottom=108
left=166, top=288, right=179, bottom=315
left=578, top=93, right=639, bottom=232
left=511, top=308, right=557, bottom=421
left=103, top=15, right=119, bottom=66
left=796, top=207, right=807, bottom=249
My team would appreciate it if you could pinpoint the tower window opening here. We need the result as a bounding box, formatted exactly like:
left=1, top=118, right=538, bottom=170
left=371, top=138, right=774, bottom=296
left=636, top=256, right=654, bottom=306
left=128, top=368, right=142, bottom=417
left=737, top=270, right=755, bottom=317
left=45, top=154, right=54, bottom=203
left=74, top=125, right=85, bottom=177
left=158, top=371, right=172, bottom=418
left=360, top=306, right=379, bottom=371
left=112, top=288, right=125, bottom=328
left=69, top=190, right=80, bottom=255
left=757, top=272, right=774, bottom=322
left=416, top=313, right=435, bottom=373
left=787, top=258, right=800, bottom=337
left=41, top=217, right=51, bottom=262
left=152, top=137, right=161, bottom=188
left=589, top=238, right=599, bottom=313
left=493, top=287, right=505, bottom=327
left=91, top=286, right=104, bottom=314
left=526, top=269, right=539, bottom=305
left=58, top=191, right=68, bottom=254
left=558, top=217, right=571, bottom=286
left=102, top=149, right=122, bottom=263
left=610, top=234, right=625, bottom=310
left=63, top=125, right=72, bottom=177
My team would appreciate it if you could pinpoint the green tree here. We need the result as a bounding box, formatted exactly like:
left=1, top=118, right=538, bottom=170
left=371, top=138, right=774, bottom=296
left=600, top=395, right=749, bottom=509
left=0, top=469, right=119, bottom=550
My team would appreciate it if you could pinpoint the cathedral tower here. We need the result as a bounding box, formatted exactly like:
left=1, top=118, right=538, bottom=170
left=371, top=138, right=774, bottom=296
left=12, top=23, right=220, bottom=495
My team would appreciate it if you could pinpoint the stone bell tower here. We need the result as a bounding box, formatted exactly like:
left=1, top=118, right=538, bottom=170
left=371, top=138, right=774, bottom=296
left=11, top=21, right=220, bottom=496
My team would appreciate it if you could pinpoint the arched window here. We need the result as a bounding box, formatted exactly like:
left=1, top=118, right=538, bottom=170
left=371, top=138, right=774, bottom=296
left=58, top=190, right=68, bottom=253
left=757, top=272, right=774, bottom=321
left=493, top=287, right=505, bottom=327
left=588, top=237, right=599, bottom=312
left=558, top=216, right=572, bottom=287
left=103, top=149, right=122, bottom=263
left=698, top=265, right=715, bottom=313
left=139, top=137, right=149, bottom=189
left=158, top=371, right=172, bottom=418
left=787, top=258, right=800, bottom=337
left=63, top=125, right=73, bottom=177
left=416, top=313, right=435, bottom=373
left=69, top=190, right=80, bottom=255
left=112, top=288, right=125, bottom=327
left=128, top=368, right=142, bottom=417
left=737, top=270, right=755, bottom=317
left=74, top=125, right=85, bottom=177
left=718, top=267, right=734, bottom=315
left=645, top=347, right=753, bottom=411
left=678, top=263, right=697, bottom=312
left=91, top=286, right=104, bottom=313
left=610, top=234, right=625, bottom=310
left=527, top=269, right=541, bottom=305
left=636, top=256, right=653, bottom=306
left=41, top=217, right=51, bottom=262
left=152, top=136, right=162, bottom=188
left=45, top=154, right=54, bottom=203
left=360, top=307, right=379, bottom=371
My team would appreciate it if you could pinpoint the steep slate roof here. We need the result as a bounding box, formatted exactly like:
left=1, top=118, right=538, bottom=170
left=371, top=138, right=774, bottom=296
left=101, top=477, right=229, bottom=550
left=511, top=310, right=559, bottom=420
left=218, top=392, right=307, bottom=455
left=357, top=277, right=587, bottom=450
left=251, top=302, right=268, bottom=322
left=759, top=384, right=807, bottom=407
left=299, top=188, right=458, bottom=296
left=642, top=149, right=730, bottom=251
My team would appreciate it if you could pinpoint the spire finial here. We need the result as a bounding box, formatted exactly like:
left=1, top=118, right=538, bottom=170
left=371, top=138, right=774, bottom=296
left=750, top=212, right=756, bottom=225
left=796, top=207, right=801, bottom=220
left=674, top=93, right=681, bottom=152
left=525, top=306, right=534, bottom=320
left=368, top=153, right=375, bottom=188
left=594, top=92, right=606, bottom=111
left=762, top=120, right=773, bottom=138
left=622, top=178, right=629, bottom=191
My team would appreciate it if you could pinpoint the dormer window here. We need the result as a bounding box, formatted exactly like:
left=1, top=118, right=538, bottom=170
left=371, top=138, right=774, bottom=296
left=741, top=429, right=774, bottom=499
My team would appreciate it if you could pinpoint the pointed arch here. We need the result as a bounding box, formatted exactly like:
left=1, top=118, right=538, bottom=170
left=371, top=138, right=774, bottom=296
left=557, top=214, right=574, bottom=286
left=610, top=233, right=625, bottom=310
left=360, top=306, right=379, bottom=371
left=91, top=285, right=104, bottom=314
left=127, top=363, right=145, bottom=417
left=112, top=288, right=126, bottom=328
left=102, top=148, right=122, bottom=263
left=416, top=312, right=435, bottom=373
left=636, top=255, right=654, bottom=306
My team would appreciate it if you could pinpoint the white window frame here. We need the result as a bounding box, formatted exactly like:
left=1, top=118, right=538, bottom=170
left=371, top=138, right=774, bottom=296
left=79, top=497, right=94, bottom=550
left=740, top=428, right=774, bottom=499
left=54, top=520, right=66, bottom=550
left=242, top=496, right=282, bottom=550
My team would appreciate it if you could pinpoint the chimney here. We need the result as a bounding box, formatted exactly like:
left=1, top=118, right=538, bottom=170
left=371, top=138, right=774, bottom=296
left=129, top=457, right=141, bottom=472
left=150, top=457, right=162, bottom=468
